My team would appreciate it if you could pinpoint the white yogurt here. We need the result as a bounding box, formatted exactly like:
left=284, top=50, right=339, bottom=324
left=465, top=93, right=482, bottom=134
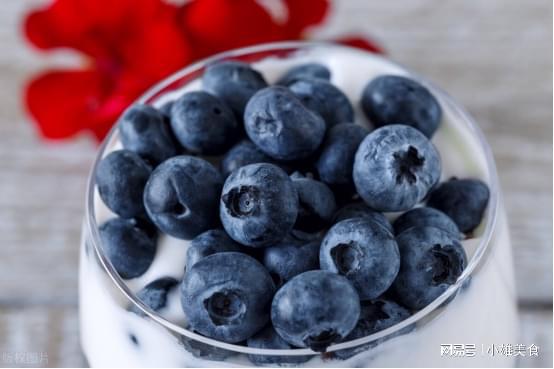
left=80, top=45, right=518, bottom=367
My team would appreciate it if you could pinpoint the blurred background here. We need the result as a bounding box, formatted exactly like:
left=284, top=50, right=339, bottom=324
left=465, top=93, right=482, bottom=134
left=0, top=0, right=552, bottom=367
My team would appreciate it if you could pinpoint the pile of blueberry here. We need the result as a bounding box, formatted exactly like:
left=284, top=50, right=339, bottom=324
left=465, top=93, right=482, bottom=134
left=96, top=60, right=490, bottom=363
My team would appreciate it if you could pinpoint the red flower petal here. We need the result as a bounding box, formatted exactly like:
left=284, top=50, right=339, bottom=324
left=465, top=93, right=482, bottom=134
left=335, top=36, right=385, bottom=54
left=25, top=69, right=115, bottom=139
left=282, top=0, right=330, bottom=37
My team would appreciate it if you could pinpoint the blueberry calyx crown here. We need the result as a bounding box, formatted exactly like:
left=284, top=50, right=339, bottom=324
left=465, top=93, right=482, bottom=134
left=303, top=329, right=341, bottom=352
left=222, top=186, right=260, bottom=218
left=393, top=145, right=425, bottom=185
left=204, top=290, right=246, bottom=326
left=330, top=242, right=362, bottom=275
left=429, top=244, right=464, bottom=285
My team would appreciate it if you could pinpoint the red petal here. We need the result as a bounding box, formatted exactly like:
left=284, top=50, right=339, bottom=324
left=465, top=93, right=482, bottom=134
left=24, top=69, right=114, bottom=139
left=335, top=36, right=385, bottom=54
left=282, top=0, right=330, bottom=37
left=181, top=0, right=284, bottom=58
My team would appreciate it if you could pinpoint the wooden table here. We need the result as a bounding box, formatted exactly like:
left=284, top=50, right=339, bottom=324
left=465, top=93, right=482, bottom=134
left=0, top=0, right=551, bottom=367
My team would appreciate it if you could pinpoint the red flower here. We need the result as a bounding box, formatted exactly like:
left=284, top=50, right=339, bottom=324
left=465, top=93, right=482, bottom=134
left=23, top=0, right=382, bottom=142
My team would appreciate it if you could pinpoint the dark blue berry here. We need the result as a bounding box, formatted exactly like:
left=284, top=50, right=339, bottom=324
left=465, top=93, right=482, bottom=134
left=316, top=123, right=369, bottom=187
left=392, top=226, right=467, bottom=310
left=247, top=325, right=311, bottom=365
left=271, top=270, right=360, bottom=352
left=119, top=104, right=180, bottom=164
left=353, top=124, right=441, bottom=212
left=180, top=335, right=233, bottom=361
left=131, top=277, right=178, bottom=316
left=220, top=139, right=274, bottom=178
left=220, top=163, right=298, bottom=247
left=185, top=229, right=242, bottom=271
left=332, top=202, right=393, bottom=234
left=291, top=174, right=336, bottom=232
left=394, top=207, right=460, bottom=238
left=244, top=86, right=326, bottom=161
left=427, top=178, right=490, bottom=234
left=320, top=218, right=400, bottom=300
left=144, top=156, right=222, bottom=239
left=99, top=217, right=157, bottom=279
left=170, top=91, right=238, bottom=155
left=181, top=252, right=275, bottom=343
left=96, top=150, right=152, bottom=218
left=289, top=78, right=354, bottom=128
left=263, top=237, right=320, bottom=287
left=276, top=63, right=331, bottom=86
left=159, top=101, right=174, bottom=118
left=333, top=299, right=413, bottom=360
left=203, top=61, right=268, bottom=117
left=361, top=75, right=442, bottom=138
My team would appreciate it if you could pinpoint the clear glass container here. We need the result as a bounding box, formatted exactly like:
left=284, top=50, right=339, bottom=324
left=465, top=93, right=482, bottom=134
left=79, top=41, right=518, bottom=367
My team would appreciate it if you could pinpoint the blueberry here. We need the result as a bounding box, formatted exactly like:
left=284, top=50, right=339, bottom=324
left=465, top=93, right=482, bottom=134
left=427, top=178, right=490, bottom=234
left=144, top=156, right=222, bottom=239
left=220, top=140, right=274, bottom=177
left=170, top=91, right=239, bottom=155
left=392, top=226, right=467, bottom=310
left=263, top=237, right=320, bottom=287
left=247, top=325, right=311, bottom=365
left=394, top=207, right=460, bottom=238
left=271, top=270, right=360, bottom=352
left=361, top=75, right=442, bottom=138
left=333, top=299, right=413, bottom=360
left=289, top=78, right=354, bottom=128
left=291, top=174, right=336, bottom=232
left=220, top=163, right=298, bottom=247
left=276, top=63, right=331, bottom=86
left=185, top=229, right=242, bottom=271
left=244, top=86, right=326, bottom=161
left=118, top=104, right=180, bottom=164
left=131, top=277, right=178, bottom=316
left=181, top=252, right=275, bottom=343
left=96, top=150, right=152, bottom=218
left=159, top=101, right=174, bottom=117
left=99, top=217, right=157, bottom=279
left=203, top=61, right=268, bottom=117
left=353, top=124, right=441, bottom=212
left=316, top=123, right=369, bottom=187
left=320, top=218, right=400, bottom=300
left=180, top=335, right=233, bottom=361
left=332, top=202, right=393, bottom=235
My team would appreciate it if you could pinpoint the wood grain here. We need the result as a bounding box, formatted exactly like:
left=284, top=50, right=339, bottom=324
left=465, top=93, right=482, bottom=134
left=0, top=0, right=551, bottom=367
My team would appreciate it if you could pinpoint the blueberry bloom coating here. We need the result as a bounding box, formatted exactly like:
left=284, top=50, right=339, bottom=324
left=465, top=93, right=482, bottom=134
left=131, top=277, right=179, bottom=316
left=220, top=163, right=298, bottom=247
left=99, top=217, right=157, bottom=279
left=220, top=139, right=275, bottom=178
left=247, top=325, right=311, bottom=365
left=96, top=150, right=152, bottom=218
left=276, top=63, right=331, bottom=86
left=271, top=270, right=360, bottom=352
left=427, top=178, right=490, bottom=233
left=316, top=123, right=369, bottom=187
left=361, top=75, right=442, bottom=138
left=185, top=229, right=242, bottom=271
left=392, top=226, right=467, bottom=310
left=332, top=202, right=393, bottom=234
left=289, top=78, right=354, bottom=128
left=353, top=124, right=441, bottom=212
left=263, top=237, right=320, bottom=287
left=119, top=104, right=180, bottom=164
left=203, top=61, right=268, bottom=117
left=181, top=252, right=275, bottom=343
left=144, top=156, right=222, bottom=239
left=244, top=86, right=326, bottom=161
left=320, top=218, right=400, bottom=300
left=170, top=91, right=239, bottom=155
left=393, top=206, right=460, bottom=238
left=291, top=175, right=337, bottom=232
left=333, top=298, right=413, bottom=360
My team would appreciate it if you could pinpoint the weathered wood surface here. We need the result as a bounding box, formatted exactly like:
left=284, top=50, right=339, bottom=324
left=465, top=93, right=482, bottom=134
left=0, top=0, right=551, bottom=367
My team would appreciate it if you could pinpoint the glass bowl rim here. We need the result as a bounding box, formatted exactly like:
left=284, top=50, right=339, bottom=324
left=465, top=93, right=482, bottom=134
left=84, top=40, right=500, bottom=356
